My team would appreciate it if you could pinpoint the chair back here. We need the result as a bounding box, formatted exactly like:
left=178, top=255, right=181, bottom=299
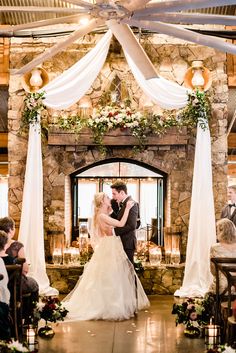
left=6, top=260, right=25, bottom=340
left=210, top=257, right=236, bottom=325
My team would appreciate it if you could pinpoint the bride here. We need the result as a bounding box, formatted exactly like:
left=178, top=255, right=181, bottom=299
left=63, top=192, right=150, bottom=321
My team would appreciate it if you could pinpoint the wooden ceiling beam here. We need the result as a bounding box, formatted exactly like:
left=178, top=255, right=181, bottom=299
left=0, top=154, right=7, bottom=162
left=0, top=164, right=8, bottom=175
left=226, top=26, right=236, bottom=87
left=0, top=38, right=9, bottom=85
left=228, top=155, right=236, bottom=162
left=0, top=6, right=84, bottom=14
left=0, top=133, right=8, bottom=148
left=228, top=133, right=236, bottom=149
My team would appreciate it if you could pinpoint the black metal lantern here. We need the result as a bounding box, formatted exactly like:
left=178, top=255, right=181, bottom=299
left=204, top=324, right=221, bottom=349
left=24, top=324, right=39, bottom=352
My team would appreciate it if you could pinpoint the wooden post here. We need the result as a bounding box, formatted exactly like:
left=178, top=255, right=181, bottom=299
left=0, top=38, right=9, bottom=85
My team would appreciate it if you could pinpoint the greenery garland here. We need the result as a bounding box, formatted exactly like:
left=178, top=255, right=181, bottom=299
left=21, top=90, right=211, bottom=153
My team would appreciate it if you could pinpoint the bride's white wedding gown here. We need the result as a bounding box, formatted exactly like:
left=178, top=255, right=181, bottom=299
left=63, top=235, right=150, bottom=321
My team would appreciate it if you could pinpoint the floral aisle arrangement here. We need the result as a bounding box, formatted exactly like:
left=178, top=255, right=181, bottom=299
left=172, top=295, right=214, bottom=337
left=33, top=296, right=68, bottom=339
left=33, top=296, right=68, bottom=325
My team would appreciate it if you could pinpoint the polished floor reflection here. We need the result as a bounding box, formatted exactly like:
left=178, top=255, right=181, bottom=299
left=38, top=295, right=205, bottom=353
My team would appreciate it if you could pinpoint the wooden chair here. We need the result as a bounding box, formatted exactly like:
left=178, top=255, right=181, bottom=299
left=6, top=259, right=25, bottom=341
left=226, top=315, right=236, bottom=347
left=210, top=257, right=236, bottom=341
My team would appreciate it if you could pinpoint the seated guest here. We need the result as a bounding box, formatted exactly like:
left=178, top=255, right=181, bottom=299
left=0, top=230, right=16, bottom=265
left=209, top=218, right=236, bottom=294
left=0, top=256, right=11, bottom=340
left=0, top=217, right=39, bottom=298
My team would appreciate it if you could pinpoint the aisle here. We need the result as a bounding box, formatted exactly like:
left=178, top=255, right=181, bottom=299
left=38, top=295, right=205, bottom=353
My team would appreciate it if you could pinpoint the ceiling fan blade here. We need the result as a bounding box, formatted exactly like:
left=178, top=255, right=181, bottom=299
left=133, top=0, right=236, bottom=15
left=0, top=14, right=90, bottom=34
left=121, top=0, right=152, bottom=11
left=0, top=6, right=86, bottom=14
left=63, top=0, right=93, bottom=8
left=123, top=18, right=236, bottom=55
left=15, top=18, right=104, bottom=75
left=107, top=19, right=157, bottom=79
left=132, top=12, right=236, bottom=26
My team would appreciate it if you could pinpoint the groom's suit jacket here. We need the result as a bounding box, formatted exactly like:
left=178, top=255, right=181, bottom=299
left=221, top=204, right=236, bottom=226
left=114, top=196, right=139, bottom=252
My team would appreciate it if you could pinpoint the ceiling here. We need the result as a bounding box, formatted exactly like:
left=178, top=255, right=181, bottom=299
left=0, top=1, right=236, bottom=29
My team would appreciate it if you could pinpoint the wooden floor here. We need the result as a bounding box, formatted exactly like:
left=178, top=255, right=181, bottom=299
left=38, top=295, right=205, bottom=353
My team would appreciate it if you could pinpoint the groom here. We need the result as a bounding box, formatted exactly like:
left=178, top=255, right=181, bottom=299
left=110, top=181, right=139, bottom=264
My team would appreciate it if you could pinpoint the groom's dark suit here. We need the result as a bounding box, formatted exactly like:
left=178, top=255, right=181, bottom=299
left=221, top=204, right=236, bottom=226
left=113, top=196, right=139, bottom=264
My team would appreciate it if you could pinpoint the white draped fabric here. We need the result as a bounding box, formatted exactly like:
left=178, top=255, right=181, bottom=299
left=42, top=30, right=112, bottom=110
left=40, top=29, right=188, bottom=110
left=18, top=122, right=58, bottom=295
left=0, top=177, right=8, bottom=217
left=174, top=123, right=216, bottom=298
left=124, top=51, right=189, bottom=109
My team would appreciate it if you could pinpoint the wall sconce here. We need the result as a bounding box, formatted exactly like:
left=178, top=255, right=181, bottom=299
left=22, top=67, right=49, bottom=93
left=184, top=60, right=212, bottom=92
left=204, top=323, right=221, bottom=349
left=29, top=68, right=43, bottom=90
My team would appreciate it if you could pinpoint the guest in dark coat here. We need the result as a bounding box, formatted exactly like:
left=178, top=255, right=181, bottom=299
left=221, top=185, right=236, bottom=226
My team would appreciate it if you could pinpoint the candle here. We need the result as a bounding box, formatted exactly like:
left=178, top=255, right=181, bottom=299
left=171, top=249, right=180, bottom=265
left=165, top=249, right=171, bottom=264
left=27, top=328, right=35, bottom=345
left=205, top=324, right=220, bottom=346
left=52, top=248, right=61, bottom=265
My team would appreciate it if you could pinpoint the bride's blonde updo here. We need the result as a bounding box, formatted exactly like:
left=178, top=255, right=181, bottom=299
left=93, top=192, right=106, bottom=223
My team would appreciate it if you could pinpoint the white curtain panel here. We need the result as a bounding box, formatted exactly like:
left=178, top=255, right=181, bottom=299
left=0, top=178, right=8, bottom=217
left=124, top=51, right=189, bottom=109
left=42, top=30, right=112, bottom=110
left=18, top=122, right=58, bottom=295
left=174, top=123, right=216, bottom=298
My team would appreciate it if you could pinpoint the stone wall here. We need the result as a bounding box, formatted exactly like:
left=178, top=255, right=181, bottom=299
left=8, top=32, right=228, bottom=257
left=46, top=263, right=184, bottom=295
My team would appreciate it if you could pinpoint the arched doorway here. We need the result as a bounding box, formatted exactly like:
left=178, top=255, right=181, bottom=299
left=71, top=158, right=167, bottom=245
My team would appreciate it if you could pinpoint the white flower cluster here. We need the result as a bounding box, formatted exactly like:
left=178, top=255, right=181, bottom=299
left=0, top=340, right=29, bottom=352
left=87, top=105, right=147, bottom=131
